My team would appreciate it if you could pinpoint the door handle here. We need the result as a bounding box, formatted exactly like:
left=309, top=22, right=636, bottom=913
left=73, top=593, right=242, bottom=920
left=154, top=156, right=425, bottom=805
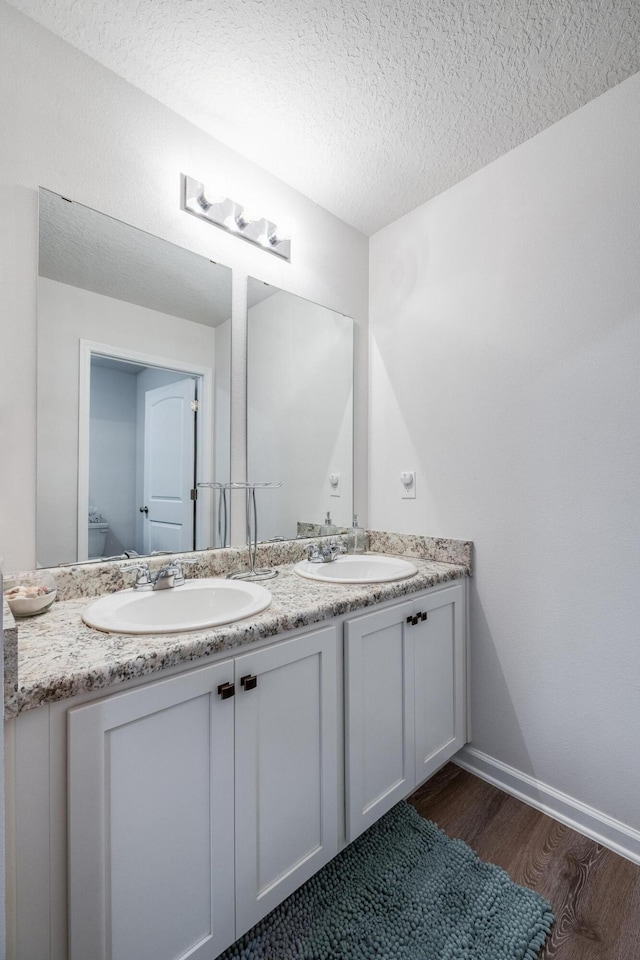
left=240, top=674, right=258, bottom=691
left=139, top=506, right=149, bottom=515
left=217, top=681, right=235, bottom=700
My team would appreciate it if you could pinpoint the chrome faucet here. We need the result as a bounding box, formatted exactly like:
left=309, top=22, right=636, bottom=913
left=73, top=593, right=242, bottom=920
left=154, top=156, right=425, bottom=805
left=123, top=559, right=197, bottom=590
left=152, top=563, right=180, bottom=590
left=306, top=540, right=347, bottom=564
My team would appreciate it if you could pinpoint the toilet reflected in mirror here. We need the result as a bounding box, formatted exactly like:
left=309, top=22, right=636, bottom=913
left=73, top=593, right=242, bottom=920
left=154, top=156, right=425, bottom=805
left=88, top=512, right=109, bottom=559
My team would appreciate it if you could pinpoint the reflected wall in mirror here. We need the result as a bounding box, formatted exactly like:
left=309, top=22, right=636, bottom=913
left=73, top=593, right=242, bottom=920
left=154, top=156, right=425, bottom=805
left=37, top=189, right=232, bottom=567
left=247, top=279, right=353, bottom=541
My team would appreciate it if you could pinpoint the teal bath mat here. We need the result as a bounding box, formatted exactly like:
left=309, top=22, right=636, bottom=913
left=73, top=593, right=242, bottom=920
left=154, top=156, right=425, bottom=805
left=221, top=802, right=553, bottom=960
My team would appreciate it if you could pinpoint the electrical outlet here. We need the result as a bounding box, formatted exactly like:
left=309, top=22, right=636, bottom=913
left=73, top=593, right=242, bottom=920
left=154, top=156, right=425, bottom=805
left=329, top=473, right=341, bottom=497
left=400, top=470, right=416, bottom=499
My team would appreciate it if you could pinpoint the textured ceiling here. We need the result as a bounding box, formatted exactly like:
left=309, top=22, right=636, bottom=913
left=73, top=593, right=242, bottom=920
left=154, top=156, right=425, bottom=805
left=39, top=188, right=232, bottom=326
left=13, top=0, right=640, bottom=234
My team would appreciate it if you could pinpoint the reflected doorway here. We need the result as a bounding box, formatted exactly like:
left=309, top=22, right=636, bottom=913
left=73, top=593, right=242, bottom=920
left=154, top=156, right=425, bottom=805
left=79, top=343, right=213, bottom=561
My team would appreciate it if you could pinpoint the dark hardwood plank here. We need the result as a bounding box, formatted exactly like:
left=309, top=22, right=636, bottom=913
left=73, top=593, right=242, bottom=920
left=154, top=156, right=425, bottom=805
left=408, top=763, right=640, bottom=960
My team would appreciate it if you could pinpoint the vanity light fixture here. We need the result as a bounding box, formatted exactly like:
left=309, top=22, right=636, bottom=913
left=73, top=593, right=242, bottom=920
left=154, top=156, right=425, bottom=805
left=181, top=174, right=292, bottom=261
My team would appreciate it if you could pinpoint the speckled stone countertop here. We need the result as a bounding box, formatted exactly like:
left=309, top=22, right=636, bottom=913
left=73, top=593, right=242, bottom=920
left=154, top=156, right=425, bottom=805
left=2, top=598, right=18, bottom=712
left=6, top=532, right=472, bottom=719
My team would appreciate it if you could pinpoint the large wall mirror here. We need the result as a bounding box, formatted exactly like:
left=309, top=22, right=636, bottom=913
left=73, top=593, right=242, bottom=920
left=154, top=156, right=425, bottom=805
left=247, top=279, right=353, bottom=541
left=37, top=189, right=232, bottom=567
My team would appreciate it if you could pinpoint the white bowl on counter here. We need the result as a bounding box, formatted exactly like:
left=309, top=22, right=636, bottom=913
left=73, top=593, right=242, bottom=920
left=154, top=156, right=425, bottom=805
left=4, top=572, right=57, bottom=617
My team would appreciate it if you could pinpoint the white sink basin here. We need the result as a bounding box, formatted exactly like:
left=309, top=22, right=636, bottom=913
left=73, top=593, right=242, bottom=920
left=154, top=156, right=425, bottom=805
left=82, top=578, right=272, bottom=635
left=294, top=554, right=418, bottom=584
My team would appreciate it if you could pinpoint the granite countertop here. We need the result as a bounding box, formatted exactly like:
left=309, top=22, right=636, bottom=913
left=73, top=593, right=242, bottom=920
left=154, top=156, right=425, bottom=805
left=6, top=532, right=472, bottom=719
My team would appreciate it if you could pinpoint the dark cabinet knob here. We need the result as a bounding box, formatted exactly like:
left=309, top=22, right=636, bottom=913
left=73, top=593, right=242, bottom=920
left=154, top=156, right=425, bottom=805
left=139, top=506, right=149, bottom=515
left=406, top=612, right=428, bottom=626
left=240, top=674, right=258, bottom=691
left=217, top=682, right=235, bottom=700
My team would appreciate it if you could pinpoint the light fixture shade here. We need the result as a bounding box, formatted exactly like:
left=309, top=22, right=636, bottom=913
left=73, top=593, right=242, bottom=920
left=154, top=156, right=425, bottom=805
left=181, top=175, right=292, bottom=261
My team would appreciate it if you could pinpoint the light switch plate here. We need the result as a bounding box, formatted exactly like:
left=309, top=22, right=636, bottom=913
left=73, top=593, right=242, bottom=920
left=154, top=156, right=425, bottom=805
left=400, top=470, right=416, bottom=499
left=329, top=473, right=341, bottom=497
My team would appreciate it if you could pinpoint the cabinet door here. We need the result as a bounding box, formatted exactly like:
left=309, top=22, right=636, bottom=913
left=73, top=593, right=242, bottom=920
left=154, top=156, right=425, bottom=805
left=234, top=626, right=338, bottom=936
left=413, top=582, right=466, bottom=784
left=68, top=661, right=236, bottom=960
left=344, top=599, right=415, bottom=842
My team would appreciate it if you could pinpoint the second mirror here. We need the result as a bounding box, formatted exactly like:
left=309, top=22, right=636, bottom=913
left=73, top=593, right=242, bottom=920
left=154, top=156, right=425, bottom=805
left=247, top=280, right=354, bottom=542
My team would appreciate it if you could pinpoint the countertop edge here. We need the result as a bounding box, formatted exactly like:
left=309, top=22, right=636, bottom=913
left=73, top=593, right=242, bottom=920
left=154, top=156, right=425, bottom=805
left=9, top=557, right=470, bottom=718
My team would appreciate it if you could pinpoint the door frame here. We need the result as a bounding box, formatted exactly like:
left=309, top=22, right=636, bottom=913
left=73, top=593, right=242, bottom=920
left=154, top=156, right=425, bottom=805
left=78, top=339, right=213, bottom=560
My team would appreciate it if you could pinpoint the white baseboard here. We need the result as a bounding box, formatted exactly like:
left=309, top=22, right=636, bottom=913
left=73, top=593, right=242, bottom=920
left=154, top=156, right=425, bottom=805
left=453, top=745, right=640, bottom=866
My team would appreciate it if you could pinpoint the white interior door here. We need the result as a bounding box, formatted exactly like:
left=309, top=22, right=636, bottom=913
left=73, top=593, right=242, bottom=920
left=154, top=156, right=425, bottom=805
left=143, top=378, right=196, bottom=553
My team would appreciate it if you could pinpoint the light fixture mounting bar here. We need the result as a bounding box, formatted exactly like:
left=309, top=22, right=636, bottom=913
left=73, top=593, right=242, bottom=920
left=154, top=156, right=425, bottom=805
left=180, top=174, right=291, bottom=262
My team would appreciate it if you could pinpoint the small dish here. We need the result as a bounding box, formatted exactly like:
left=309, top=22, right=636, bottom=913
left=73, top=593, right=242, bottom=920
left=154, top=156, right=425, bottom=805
left=4, top=572, right=57, bottom=618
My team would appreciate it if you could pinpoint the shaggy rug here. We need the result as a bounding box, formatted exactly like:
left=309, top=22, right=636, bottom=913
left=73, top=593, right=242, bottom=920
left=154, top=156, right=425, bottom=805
left=221, top=801, right=553, bottom=959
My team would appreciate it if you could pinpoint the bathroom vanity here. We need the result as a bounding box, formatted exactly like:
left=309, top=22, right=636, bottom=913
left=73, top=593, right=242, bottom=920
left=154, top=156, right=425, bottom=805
left=4, top=533, right=471, bottom=960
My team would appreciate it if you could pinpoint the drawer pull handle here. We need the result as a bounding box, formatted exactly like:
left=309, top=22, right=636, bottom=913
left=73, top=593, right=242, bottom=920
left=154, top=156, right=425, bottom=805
left=217, top=681, right=235, bottom=700
left=240, top=674, right=258, bottom=691
left=405, top=612, right=428, bottom=626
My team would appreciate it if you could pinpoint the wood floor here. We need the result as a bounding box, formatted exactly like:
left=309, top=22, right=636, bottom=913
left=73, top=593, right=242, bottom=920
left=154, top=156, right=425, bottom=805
left=408, top=763, right=640, bottom=960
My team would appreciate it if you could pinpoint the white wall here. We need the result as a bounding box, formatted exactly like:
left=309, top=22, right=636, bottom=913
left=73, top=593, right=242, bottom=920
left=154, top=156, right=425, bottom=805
left=36, top=277, right=216, bottom=567
left=0, top=0, right=368, bottom=570
left=369, top=72, right=640, bottom=833
left=247, top=291, right=353, bottom=539
left=89, top=365, right=138, bottom=555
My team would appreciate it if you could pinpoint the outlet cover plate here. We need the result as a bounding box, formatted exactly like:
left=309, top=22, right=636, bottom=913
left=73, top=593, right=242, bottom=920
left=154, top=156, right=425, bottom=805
left=400, top=470, right=416, bottom=499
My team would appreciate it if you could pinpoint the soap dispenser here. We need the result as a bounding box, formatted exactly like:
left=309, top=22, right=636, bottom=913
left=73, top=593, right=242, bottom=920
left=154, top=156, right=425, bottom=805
left=347, top=514, right=365, bottom=554
left=320, top=511, right=337, bottom=536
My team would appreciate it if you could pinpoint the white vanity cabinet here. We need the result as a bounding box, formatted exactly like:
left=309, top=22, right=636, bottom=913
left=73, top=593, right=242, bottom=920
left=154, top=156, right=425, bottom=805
left=344, top=582, right=466, bottom=841
left=67, top=624, right=339, bottom=960
left=7, top=576, right=468, bottom=960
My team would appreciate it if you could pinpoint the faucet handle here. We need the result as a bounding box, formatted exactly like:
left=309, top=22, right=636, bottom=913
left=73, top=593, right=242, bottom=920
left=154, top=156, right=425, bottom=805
left=306, top=544, right=324, bottom=563
left=167, top=558, right=199, bottom=586
left=121, top=562, right=151, bottom=589
left=327, top=539, right=347, bottom=557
